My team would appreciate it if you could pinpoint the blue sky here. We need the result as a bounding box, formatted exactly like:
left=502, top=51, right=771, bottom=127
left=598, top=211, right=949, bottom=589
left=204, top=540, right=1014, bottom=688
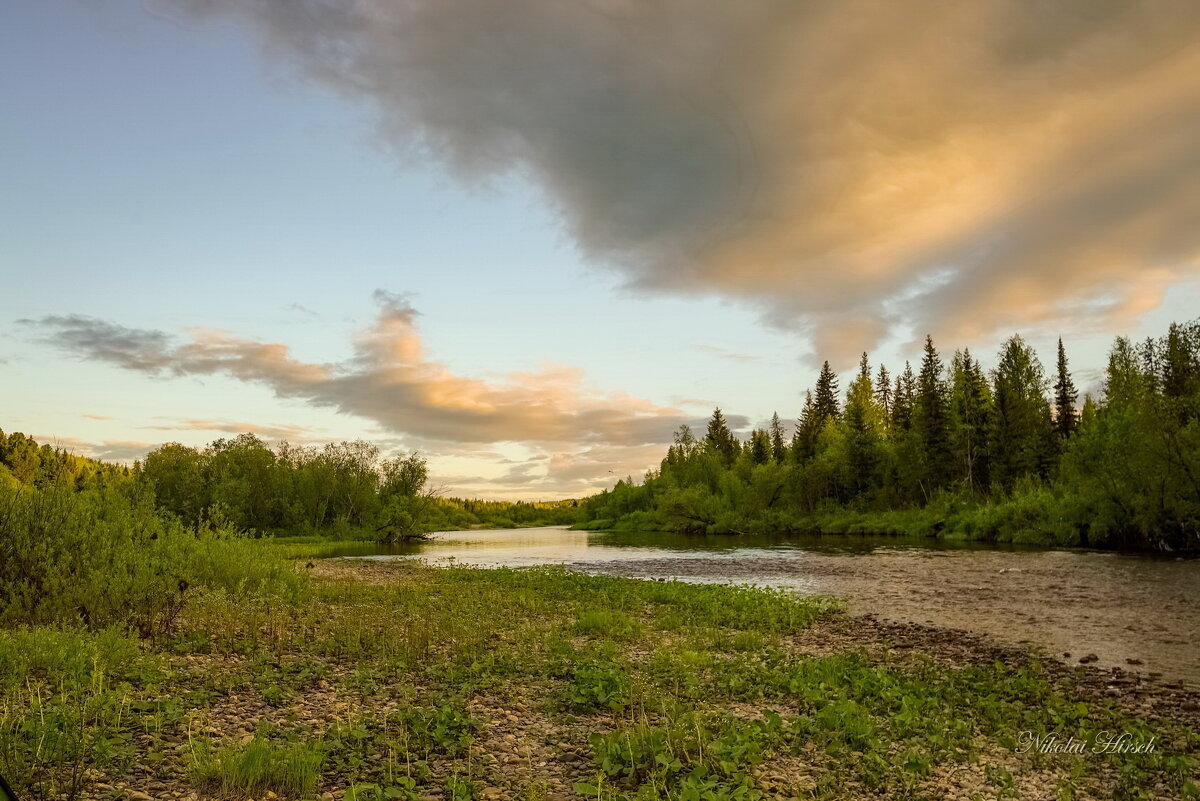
left=3, top=1, right=1198, bottom=498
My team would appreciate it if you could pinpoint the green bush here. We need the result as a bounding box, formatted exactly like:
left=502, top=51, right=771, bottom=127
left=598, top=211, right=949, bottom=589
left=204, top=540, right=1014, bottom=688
left=0, top=482, right=306, bottom=637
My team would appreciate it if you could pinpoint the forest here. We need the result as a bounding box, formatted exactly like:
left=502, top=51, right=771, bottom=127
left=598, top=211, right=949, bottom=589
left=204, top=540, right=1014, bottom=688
left=579, top=321, right=1200, bottom=551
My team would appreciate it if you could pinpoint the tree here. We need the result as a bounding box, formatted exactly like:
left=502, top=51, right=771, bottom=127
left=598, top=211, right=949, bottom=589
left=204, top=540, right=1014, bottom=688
left=1053, top=338, right=1078, bottom=441
left=705, top=407, right=740, bottom=466
left=991, top=335, right=1053, bottom=490
left=874, top=364, right=892, bottom=425
left=141, top=442, right=209, bottom=525
left=891, top=362, right=915, bottom=431
left=950, top=349, right=992, bottom=492
left=748, top=429, right=772, bottom=466
left=1161, top=322, right=1200, bottom=421
left=792, top=391, right=821, bottom=463
left=380, top=452, right=429, bottom=498
left=376, top=452, right=436, bottom=543
left=768, top=413, right=787, bottom=464
left=843, top=353, right=885, bottom=496
left=813, top=361, right=841, bottom=422
left=206, top=433, right=279, bottom=530
left=913, top=336, right=953, bottom=494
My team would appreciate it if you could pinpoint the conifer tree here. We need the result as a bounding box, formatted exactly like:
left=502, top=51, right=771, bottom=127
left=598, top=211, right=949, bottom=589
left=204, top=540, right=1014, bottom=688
left=950, top=349, right=992, bottom=492
left=844, top=353, right=884, bottom=495
left=913, top=335, right=953, bottom=493
left=1161, top=322, right=1198, bottom=419
left=813, top=361, right=841, bottom=422
left=874, top=364, right=892, bottom=425
left=792, top=391, right=821, bottom=463
left=768, top=412, right=787, bottom=464
left=748, top=429, right=772, bottom=465
left=705, top=407, right=740, bottom=466
left=1053, top=337, right=1078, bottom=440
left=991, top=335, right=1054, bottom=489
left=891, top=362, right=916, bottom=431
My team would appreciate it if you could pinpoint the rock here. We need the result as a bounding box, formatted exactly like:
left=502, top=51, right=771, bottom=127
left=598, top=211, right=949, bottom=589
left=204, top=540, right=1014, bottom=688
left=1079, top=653, right=1100, bottom=664
left=1125, top=657, right=1144, bottom=665
left=482, top=788, right=503, bottom=800
left=126, top=792, right=154, bottom=801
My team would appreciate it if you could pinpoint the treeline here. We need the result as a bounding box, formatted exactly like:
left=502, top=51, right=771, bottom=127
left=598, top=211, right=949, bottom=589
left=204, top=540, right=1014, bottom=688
left=136, top=435, right=577, bottom=537
left=580, top=321, right=1200, bottom=551
left=2, top=430, right=576, bottom=540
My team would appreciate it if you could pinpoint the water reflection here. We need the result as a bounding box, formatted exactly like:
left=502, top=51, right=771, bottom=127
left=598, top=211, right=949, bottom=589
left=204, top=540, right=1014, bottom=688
left=353, top=525, right=1048, bottom=566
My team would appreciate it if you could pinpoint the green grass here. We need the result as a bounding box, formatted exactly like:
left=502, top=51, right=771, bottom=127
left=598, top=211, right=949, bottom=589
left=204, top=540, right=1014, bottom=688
left=189, top=735, right=325, bottom=796
left=0, top=539, right=1196, bottom=800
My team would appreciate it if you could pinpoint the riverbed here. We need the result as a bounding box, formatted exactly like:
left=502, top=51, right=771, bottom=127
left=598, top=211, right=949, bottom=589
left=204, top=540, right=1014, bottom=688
left=352, top=526, right=1200, bottom=686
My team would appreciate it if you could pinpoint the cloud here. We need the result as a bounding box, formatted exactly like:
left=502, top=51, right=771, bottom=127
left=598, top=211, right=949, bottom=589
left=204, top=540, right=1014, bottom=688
left=142, top=418, right=319, bottom=440
left=24, top=295, right=739, bottom=494
left=285, top=303, right=319, bottom=318
left=81, top=413, right=115, bottom=421
left=153, top=0, right=1200, bottom=362
left=692, top=344, right=759, bottom=364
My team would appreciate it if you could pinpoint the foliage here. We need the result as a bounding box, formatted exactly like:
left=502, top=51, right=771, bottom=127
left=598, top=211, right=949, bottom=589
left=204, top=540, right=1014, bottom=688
left=579, top=319, right=1200, bottom=551
left=0, top=481, right=303, bottom=637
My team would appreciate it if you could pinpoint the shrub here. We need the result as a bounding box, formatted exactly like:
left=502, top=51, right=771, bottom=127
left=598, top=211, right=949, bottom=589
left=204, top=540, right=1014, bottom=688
left=0, top=483, right=306, bottom=637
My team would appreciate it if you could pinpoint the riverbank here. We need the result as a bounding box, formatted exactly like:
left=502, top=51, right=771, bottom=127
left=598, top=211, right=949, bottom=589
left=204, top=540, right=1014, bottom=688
left=3, top=553, right=1196, bottom=801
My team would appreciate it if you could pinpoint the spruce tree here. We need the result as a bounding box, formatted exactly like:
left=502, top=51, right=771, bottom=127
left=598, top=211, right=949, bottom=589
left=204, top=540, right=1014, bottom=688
left=748, top=429, right=772, bottom=465
left=705, top=407, right=740, bottom=467
left=844, top=353, right=884, bottom=496
left=950, top=349, right=993, bottom=492
left=1161, top=322, right=1199, bottom=421
left=1053, top=337, right=1078, bottom=440
left=768, top=412, right=787, bottom=464
left=792, top=391, right=821, bottom=463
left=891, top=362, right=916, bottom=431
left=874, top=364, right=892, bottom=425
left=991, top=335, right=1054, bottom=489
left=813, top=361, right=841, bottom=422
left=914, top=335, right=953, bottom=493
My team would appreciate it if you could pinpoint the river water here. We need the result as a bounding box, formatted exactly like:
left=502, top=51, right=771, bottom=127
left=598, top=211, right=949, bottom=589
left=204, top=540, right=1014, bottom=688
left=350, top=526, right=1200, bottom=686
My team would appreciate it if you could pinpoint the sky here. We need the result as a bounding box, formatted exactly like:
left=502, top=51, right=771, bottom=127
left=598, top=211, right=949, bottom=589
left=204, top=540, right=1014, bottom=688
left=2, top=0, right=1198, bottom=499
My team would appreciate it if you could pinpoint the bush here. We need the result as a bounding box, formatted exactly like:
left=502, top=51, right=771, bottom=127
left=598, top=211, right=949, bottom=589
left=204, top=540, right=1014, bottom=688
left=0, top=483, right=305, bottom=637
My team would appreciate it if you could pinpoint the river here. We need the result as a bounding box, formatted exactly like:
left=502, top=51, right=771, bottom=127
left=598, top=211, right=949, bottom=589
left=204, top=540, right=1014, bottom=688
left=348, top=526, right=1200, bottom=686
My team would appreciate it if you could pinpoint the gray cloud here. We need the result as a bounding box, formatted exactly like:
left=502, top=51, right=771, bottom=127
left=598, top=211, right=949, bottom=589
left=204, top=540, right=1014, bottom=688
left=151, top=0, right=1200, bottom=363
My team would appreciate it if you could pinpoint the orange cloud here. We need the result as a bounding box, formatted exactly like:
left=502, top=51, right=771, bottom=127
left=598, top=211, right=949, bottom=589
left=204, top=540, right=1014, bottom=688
left=26, top=296, right=737, bottom=494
